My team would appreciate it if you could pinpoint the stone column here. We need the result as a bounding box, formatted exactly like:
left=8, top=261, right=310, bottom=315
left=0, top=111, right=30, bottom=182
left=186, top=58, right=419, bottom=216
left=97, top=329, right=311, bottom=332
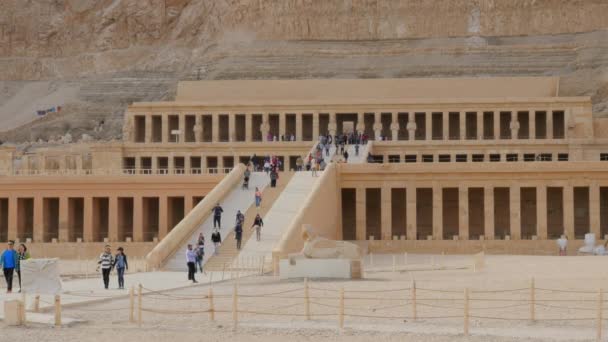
left=406, top=185, right=417, bottom=240
left=33, top=196, right=43, bottom=242
left=459, top=186, right=469, bottom=240
left=83, top=196, right=93, bottom=242
left=328, top=112, right=337, bottom=136
left=159, top=195, right=168, bottom=239
left=356, top=187, right=366, bottom=240
left=356, top=112, right=365, bottom=135
left=228, top=112, right=235, bottom=142
left=211, top=113, right=219, bottom=142
left=537, top=185, right=547, bottom=239
left=261, top=113, right=270, bottom=141
left=563, top=185, right=574, bottom=238
left=295, top=113, right=303, bottom=141
left=168, top=154, right=175, bottom=174
left=185, top=195, right=194, bottom=216
left=108, top=196, right=118, bottom=242
left=484, top=186, right=494, bottom=239
left=381, top=187, right=392, bottom=240
left=390, top=112, right=399, bottom=141
left=529, top=110, right=536, bottom=139
left=312, top=112, right=320, bottom=141
left=194, top=115, right=202, bottom=143
left=135, top=156, right=141, bottom=174
left=373, top=112, right=382, bottom=139
left=476, top=111, right=484, bottom=140
left=161, top=115, right=169, bottom=143
left=185, top=154, right=191, bottom=174
left=151, top=155, right=158, bottom=174
left=200, top=154, right=207, bottom=172
left=58, top=196, right=69, bottom=242
left=7, top=196, right=17, bottom=240
left=217, top=155, right=224, bottom=173
left=432, top=185, right=443, bottom=240
left=133, top=196, right=143, bottom=242
left=509, top=185, right=521, bottom=239
left=442, top=112, right=450, bottom=140
left=425, top=112, right=432, bottom=141
left=407, top=113, right=416, bottom=141
left=493, top=111, right=500, bottom=140
left=145, top=115, right=152, bottom=143
left=245, top=113, right=253, bottom=142
left=178, top=114, right=186, bottom=143
left=590, top=183, right=600, bottom=238
left=459, top=111, right=466, bottom=140
left=284, top=155, right=291, bottom=171
left=547, top=111, right=554, bottom=139
left=279, top=113, right=286, bottom=140
left=510, top=112, right=519, bottom=139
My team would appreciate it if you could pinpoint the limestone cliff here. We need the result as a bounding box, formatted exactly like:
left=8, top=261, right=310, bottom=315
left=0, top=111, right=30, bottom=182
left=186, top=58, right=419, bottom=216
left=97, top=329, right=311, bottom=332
left=0, top=0, right=607, bottom=143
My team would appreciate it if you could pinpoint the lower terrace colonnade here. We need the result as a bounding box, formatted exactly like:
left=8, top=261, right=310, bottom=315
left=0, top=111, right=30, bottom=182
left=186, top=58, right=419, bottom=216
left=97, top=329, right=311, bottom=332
left=341, top=183, right=607, bottom=242
left=127, top=110, right=570, bottom=144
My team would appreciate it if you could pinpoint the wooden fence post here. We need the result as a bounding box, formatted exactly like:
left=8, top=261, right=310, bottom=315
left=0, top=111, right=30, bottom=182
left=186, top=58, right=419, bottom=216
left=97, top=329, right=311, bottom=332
left=392, top=255, right=396, bottom=273
left=304, top=278, right=311, bottom=320
left=54, top=295, right=61, bottom=327
left=464, top=288, right=470, bottom=336
left=404, top=252, right=408, bottom=265
left=597, top=288, right=603, bottom=342
left=411, top=280, right=417, bottom=320
left=208, top=287, right=215, bottom=321
left=338, top=287, right=345, bottom=329
left=34, top=295, right=40, bottom=313
left=21, top=291, right=26, bottom=322
left=530, top=277, right=535, bottom=322
left=129, top=286, right=135, bottom=323
left=137, top=284, right=143, bottom=327
left=232, top=283, right=239, bottom=330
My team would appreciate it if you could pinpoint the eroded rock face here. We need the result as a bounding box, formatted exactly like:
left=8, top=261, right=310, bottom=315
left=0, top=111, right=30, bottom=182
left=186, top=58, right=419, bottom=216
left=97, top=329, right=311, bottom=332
left=0, top=0, right=607, bottom=142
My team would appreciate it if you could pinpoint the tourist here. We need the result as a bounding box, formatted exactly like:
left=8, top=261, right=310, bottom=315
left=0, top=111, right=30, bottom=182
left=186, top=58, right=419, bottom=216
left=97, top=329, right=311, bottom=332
left=212, top=203, right=223, bottom=229
left=296, top=156, right=303, bottom=171
left=270, top=168, right=278, bottom=187
left=557, top=235, right=568, bottom=256
left=0, top=241, right=17, bottom=293
left=252, top=214, right=264, bottom=241
left=196, top=233, right=205, bottom=272
left=16, top=243, right=30, bottom=292
left=343, top=150, right=349, bottom=162
left=186, top=244, right=197, bottom=283
left=113, top=247, right=128, bottom=290
left=290, top=133, right=295, bottom=141
left=264, top=160, right=271, bottom=174
left=235, top=210, right=245, bottom=226
left=255, top=187, right=262, bottom=208
left=243, top=168, right=251, bottom=190
left=355, top=144, right=359, bottom=156
left=311, top=157, right=318, bottom=177
left=235, top=222, right=243, bottom=250
left=211, top=228, right=222, bottom=255
left=98, top=245, right=114, bottom=289
left=325, top=144, right=330, bottom=156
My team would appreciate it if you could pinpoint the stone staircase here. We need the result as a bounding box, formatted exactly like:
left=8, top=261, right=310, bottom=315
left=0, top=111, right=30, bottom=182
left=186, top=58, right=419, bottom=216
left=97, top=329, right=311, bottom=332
left=204, top=172, right=295, bottom=271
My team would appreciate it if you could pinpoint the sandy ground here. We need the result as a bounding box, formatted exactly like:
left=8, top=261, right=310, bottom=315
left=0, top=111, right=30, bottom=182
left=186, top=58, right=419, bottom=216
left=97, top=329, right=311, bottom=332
left=3, top=254, right=608, bottom=341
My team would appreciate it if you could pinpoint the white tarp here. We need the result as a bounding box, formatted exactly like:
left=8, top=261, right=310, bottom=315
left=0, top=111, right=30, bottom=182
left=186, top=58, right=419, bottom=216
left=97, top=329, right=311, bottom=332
left=21, top=258, right=62, bottom=294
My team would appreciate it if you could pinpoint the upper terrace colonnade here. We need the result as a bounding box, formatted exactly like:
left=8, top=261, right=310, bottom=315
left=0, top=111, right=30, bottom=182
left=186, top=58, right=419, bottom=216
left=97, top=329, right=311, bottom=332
left=124, top=77, right=591, bottom=145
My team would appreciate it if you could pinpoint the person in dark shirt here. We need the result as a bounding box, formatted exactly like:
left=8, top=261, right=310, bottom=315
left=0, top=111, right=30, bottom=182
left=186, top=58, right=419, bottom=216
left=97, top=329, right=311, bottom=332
left=235, top=223, right=243, bottom=250
left=252, top=214, right=264, bottom=241
left=212, top=203, right=223, bottom=229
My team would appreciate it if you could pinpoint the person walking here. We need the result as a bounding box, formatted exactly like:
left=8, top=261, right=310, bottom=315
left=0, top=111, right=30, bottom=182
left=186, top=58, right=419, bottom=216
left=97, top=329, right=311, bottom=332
left=296, top=156, right=303, bottom=171
left=355, top=144, right=359, bottom=156
left=270, top=169, right=278, bottom=187
left=343, top=150, right=349, bottom=163
left=113, top=247, right=128, bottom=290
left=235, top=210, right=245, bottom=226
left=252, top=214, right=264, bottom=241
left=311, top=157, right=318, bottom=177
left=211, top=228, right=222, bottom=255
left=255, top=187, right=262, bottom=209
left=212, top=203, right=223, bottom=229
left=15, top=243, right=30, bottom=293
left=0, top=241, right=17, bottom=293
left=186, top=244, right=198, bottom=283
left=235, top=222, right=243, bottom=250
left=98, top=245, right=114, bottom=290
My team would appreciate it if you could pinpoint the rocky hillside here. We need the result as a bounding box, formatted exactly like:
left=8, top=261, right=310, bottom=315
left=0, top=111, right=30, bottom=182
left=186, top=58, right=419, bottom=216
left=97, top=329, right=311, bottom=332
left=0, top=0, right=607, bottom=143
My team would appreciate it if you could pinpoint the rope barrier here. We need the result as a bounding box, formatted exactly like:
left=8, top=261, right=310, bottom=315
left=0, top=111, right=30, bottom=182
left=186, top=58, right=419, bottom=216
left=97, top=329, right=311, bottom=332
left=142, top=307, right=210, bottom=315
left=470, top=288, right=529, bottom=294
left=535, top=288, right=597, bottom=294
left=471, top=315, right=594, bottom=321
left=470, top=303, right=529, bottom=310
left=535, top=303, right=598, bottom=311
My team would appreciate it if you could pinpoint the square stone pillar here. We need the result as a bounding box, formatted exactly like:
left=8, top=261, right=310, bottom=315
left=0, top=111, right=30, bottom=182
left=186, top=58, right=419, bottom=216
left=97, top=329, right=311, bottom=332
left=185, top=195, right=194, bottom=216
left=200, top=154, right=207, bottom=172
left=245, top=113, right=253, bottom=142
left=161, top=115, right=169, bottom=143
left=134, top=156, right=141, bottom=174
left=33, top=196, right=43, bottom=242
left=295, top=113, right=303, bottom=141
left=408, top=112, right=416, bottom=141
left=509, top=185, right=521, bottom=239
left=590, top=183, right=600, bottom=238
left=184, top=154, right=191, bottom=174
left=529, top=109, right=536, bottom=139
left=493, top=111, right=500, bottom=140
left=381, top=187, right=392, bottom=240
left=83, top=197, right=93, bottom=242
left=228, top=112, right=235, bottom=142
left=355, top=187, right=366, bottom=240
left=108, top=196, right=118, bottom=242
left=356, top=112, right=365, bottom=135
left=328, top=112, right=337, bottom=136
left=547, top=111, right=553, bottom=139
left=178, top=114, right=186, bottom=143
left=217, top=155, right=224, bottom=173
left=390, top=112, right=399, bottom=141
left=537, top=185, right=548, bottom=239
left=168, top=154, right=175, bottom=174
left=58, top=197, right=69, bottom=242
left=476, top=111, right=483, bottom=140
left=261, top=113, right=270, bottom=140
left=278, top=113, right=286, bottom=139
left=432, top=185, right=442, bottom=240
left=459, top=111, right=466, bottom=140
left=442, top=112, right=449, bottom=140
left=159, top=195, right=168, bottom=239
left=406, top=185, right=417, bottom=240
left=211, top=113, right=219, bottom=142
left=510, top=111, right=518, bottom=140
left=8, top=196, right=17, bottom=240
left=459, top=187, right=469, bottom=240
left=425, top=112, right=432, bottom=141
left=373, top=112, right=382, bottom=139
left=194, top=115, right=202, bottom=143
left=563, top=185, right=574, bottom=238
left=133, top=196, right=143, bottom=242
left=144, top=115, right=152, bottom=143
left=151, top=155, right=158, bottom=174
left=284, top=155, right=291, bottom=171
left=484, top=186, right=494, bottom=239
left=313, top=112, right=320, bottom=141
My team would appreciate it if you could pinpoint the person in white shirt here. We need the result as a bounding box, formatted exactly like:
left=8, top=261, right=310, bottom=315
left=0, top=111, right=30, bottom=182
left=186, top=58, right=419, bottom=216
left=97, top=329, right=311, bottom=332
left=186, top=244, right=198, bottom=283
left=557, top=235, right=568, bottom=256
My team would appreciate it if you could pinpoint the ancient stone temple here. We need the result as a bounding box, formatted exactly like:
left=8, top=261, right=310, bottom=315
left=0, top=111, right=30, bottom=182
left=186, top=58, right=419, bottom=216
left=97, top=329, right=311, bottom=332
left=0, top=77, right=607, bottom=261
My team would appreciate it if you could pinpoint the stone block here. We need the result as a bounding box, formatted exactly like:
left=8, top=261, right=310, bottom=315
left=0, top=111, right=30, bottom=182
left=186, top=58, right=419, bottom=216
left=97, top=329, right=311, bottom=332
left=453, top=235, right=459, bottom=240
left=400, top=235, right=406, bottom=240
left=369, top=235, right=375, bottom=241
left=479, top=235, right=485, bottom=240
left=392, top=235, right=398, bottom=240
left=427, top=235, right=433, bottom=240
left=51, top=238, right=58, bottom=243
left=76, top=238, right=83, bottom=243
left=532, top=235, right=538, bottom=240
left=505, top=235, right=511, bottom=240
left=153, top=236, right=159, bottom=243
left=126, top=237, right=132, bottom=242
left=26, top=238, right=32, bottom=243
left=4, top=300, right=24, bottom=326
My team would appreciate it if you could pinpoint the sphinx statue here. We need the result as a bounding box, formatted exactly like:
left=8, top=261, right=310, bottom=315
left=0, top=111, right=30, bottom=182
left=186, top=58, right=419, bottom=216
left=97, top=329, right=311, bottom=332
left=298, top=225, right=362, bottom=260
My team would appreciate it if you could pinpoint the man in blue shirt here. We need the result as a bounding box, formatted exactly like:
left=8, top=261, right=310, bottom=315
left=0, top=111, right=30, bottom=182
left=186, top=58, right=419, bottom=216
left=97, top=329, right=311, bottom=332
left=0, top=240, right=17, bottom=293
